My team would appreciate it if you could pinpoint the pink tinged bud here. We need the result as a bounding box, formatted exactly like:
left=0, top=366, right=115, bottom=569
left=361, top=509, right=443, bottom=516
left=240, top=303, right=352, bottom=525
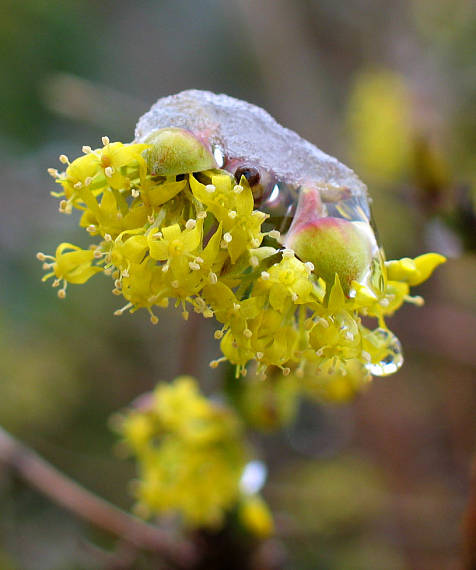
left=286, top=216, right=372, bottom=292
left=144, top=128, right=217, bottom=176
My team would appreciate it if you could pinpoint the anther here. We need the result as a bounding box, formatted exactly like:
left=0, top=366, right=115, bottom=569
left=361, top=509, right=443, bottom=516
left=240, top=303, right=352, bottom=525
left=82, top=145, right=92, bottom=154
left=104, top=234, right=112, bottom=242
left=228, top=210, right=237, bottom=219
left=260, top=271, right=270, bottom=280
left=268, top=230, right=280, bottom=240
left=203, top=309, right=213, bottom=318
left=189, top=261, right=201, bottom=271
left=73, top=181, right=82, bottom=189
left=282, top=367, right=291, bottom=376
left=185, top=219, right=196, bottom=230
left=361, top=351, right=371, bottom=362
left=102, top=136, right=110, bottom=146
left=214, top=330, right=224, bottom=339
left=150, top=315, right=159, bottom=325
left=59, top=154, right=69, bottom=164
left=205, top=184, right=216, bottom=193
left=243, top=328, right=252, bottom=338
left=36, top=252, right=46, bottom=261
left=304, top=262, right=314, bottom=273
left=57, top=289, right=66, bottom=299
left=84, top=177, right=93, bottom=186
left=131, top=188, right=140, bottom=198
left=318, top=318, right=329, bottom=328
left=233, top=184, right=243, bottom=194
left=223, top=232, right=232, bottom=243
left=250, top=256, right=259, bottom=267
left=87, top=225, right=96, bottom=233
left=47, top=168, right=59, bottom=178
left=209, top=272, right=218, bottom=284
left=104, top=166, right=114, bottom=178
left=197, top=211, right=207, bottom=219
left=233, top=303, right=241, bottom=311
left=282, top=249, right=294, bottom=258
left=256, top=352, right=264, bottom=360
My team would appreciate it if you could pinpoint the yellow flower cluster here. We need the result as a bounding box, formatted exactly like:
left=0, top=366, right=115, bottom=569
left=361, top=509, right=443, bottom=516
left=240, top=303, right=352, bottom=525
left=117, top=376, right=272, bottom=531
left=39, top=136, right=445, bottom=382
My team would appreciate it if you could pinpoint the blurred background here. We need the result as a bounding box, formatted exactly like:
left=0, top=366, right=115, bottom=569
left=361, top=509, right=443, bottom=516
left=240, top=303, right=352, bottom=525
left=0, top=0, right=475, bottom=568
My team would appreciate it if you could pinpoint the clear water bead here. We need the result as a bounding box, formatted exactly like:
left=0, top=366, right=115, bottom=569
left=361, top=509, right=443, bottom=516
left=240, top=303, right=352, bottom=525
left=365, top=328, right=404, bottom=377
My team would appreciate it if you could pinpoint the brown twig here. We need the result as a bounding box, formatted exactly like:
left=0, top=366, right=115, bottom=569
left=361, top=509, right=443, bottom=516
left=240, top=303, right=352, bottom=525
left=0, top=426, right=197, bottom=568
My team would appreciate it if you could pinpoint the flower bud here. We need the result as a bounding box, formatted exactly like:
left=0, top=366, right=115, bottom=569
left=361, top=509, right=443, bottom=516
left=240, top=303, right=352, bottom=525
left=286, top=216, right=372, bottom=292
left=144, top=128, right=216, bottom=176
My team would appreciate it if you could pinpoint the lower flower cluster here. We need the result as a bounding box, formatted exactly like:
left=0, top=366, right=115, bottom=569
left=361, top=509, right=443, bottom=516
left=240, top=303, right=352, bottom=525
left=115, top=376, right=273, bottom=534
left=39, top=137, right=445, bottom=384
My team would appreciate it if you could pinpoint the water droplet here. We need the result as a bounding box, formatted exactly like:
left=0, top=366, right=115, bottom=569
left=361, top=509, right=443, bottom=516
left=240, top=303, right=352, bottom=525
left=240, top=460, right=267, bottom=494
left=365, top=329, right=404, bottom=376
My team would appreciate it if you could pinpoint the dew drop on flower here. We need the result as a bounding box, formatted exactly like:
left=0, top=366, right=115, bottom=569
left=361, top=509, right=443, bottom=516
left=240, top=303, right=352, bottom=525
left=366, top=328, right=404, bottom=376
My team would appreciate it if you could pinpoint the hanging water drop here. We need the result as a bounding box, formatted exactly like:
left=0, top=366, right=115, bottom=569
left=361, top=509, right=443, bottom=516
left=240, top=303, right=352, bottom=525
left=365, top=328, right=404, bottom=377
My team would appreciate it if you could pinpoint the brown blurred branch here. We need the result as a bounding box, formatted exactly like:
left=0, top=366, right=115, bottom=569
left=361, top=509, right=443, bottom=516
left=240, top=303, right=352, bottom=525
left=0, top=426, right=196, bottom=568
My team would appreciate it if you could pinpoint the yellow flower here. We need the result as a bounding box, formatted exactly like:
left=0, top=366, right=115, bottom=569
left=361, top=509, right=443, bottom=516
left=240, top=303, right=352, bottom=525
left=239, top=495, right=274, bottom=538
left=40, top=132, right=446, bottom=383
left=117, top=377, right=248, bottom=528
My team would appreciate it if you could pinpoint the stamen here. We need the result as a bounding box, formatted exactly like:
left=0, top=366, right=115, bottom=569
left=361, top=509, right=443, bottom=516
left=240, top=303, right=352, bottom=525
left=304, top=262, right=314, bottom=273
left=131, top=188, right=140, bottom=198
left=114, top=302, right=133, bottom=316
left=59, top=154, right=70, bottom=164
left=47, top=168, right=59, bottom=178
left=82, top=145, right=92, bottom=154
left=228, top=210, right=237, bottom=219
left=102, top=136, right=110, bottom=146
left=361, top=351, right=371, bottom=362
left=233, top=184, right=243, bottom=194
left=104, top=166, right=114, bottom=178
left=185, top=219, right=196, bottom=230
left=223, top=232, right=232, bottom=243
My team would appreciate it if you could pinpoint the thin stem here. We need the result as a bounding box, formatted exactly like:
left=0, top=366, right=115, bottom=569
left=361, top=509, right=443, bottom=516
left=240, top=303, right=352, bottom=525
left=0, top=426, right=196, bottom=568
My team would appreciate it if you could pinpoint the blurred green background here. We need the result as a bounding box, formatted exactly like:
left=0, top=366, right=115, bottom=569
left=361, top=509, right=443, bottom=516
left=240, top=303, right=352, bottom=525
left=0, top=0, right=475, bottom=568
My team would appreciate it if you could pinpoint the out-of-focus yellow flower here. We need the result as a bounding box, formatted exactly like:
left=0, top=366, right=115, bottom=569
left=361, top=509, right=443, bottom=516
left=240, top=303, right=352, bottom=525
left=347, top=70, right=412, bottom=183
left=238, top=494, right=274, bottom=538
left=118, top=376, right=247, bottom=528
